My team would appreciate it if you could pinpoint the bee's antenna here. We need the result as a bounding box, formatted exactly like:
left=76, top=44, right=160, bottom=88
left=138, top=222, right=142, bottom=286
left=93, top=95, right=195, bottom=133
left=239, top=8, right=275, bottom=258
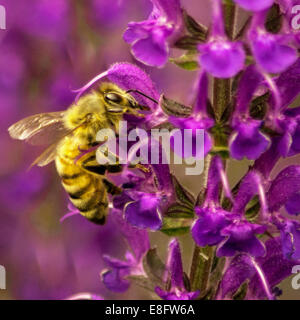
left=126, top=89, right=158, bottom=105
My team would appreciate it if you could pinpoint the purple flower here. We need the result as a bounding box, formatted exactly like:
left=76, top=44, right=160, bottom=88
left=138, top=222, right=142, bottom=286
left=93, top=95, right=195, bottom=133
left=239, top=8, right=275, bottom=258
left=192, top=207, right=230, bottom=247
left=168, top=72, right=214, bottom=157
left=260, top=60, right=300, bottom=158
left=267, top=165, right=300, bottom=214
left=199, top=41, right=245, bottom=78
left=101, top=210, right=150, bottom=292
left=217, top=220, right=266, bottom=257
left=278, top=220, right=300, bottom=260
left=249, top=12, right=297, bottom=74
left=192, top=156, right=232, bottom=247
left=198, top=0, right=245, bottom=78
left=123, top=0, right=183, bottom=67
left=102, top=253, right=139, bottom=292
left=248, top=237, right=297, bottom=299
left=230, top=65, right=270, bottom=160
left=285, top=193, right=300, bottom=216
left=192, top=170, right=267, bottom=256
left=233, top=0, right=274, bottom=12
left=284, top=107, right=300, bottom=156
left=111, top=161, right=174, bottom=231
left=229, top=120, right=270, bottom=160
left=251, top=33, right=297, bottom=74
left=155, top=239, right=200, bottom=300
left=266, top=166, right=300, bottom=258
left=274, top=58, right=300, bottom=108
left=220, top=238, right=293, bottom=300
left=124, top=193, right=162, bottom=230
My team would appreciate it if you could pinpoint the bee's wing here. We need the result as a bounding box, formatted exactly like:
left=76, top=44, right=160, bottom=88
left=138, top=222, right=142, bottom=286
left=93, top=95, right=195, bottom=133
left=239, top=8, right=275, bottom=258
left=30, top=142, right=59, bottom=168
left=8, top=111, right=77, bottom=168
left=8, top=111, right=68, bottom=146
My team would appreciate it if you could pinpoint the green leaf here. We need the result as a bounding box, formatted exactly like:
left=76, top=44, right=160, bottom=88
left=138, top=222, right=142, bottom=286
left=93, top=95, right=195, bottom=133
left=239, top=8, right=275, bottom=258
left=174, top=35, right=200, bottom=50
left=170, top=52, right=199, bottom=71
left=161, top=217, right=192, bottom=236
left=183, top=272, right=191, bottom=292
left=190, top=246, right=214, bottom=294
left=182, top=10, right=207, bottom=41
left=265, top=4, right=282, bottom=34
left=127, top=275, right=154, bottom=291
left=250, top=92, right=269, bottom=120
left=166, top=203, right=195, bottom=218
left=169, top=50, right=199, bottom=71
left=160, top=95, right=192, bottom=118
left=220, top=100, right=235, bottom=124
left=142, top=248, right=166, bottom=287
left=172, top=175, right=195, bottom=207
left=195, top=187, right=206, bottom=207
left=208, top=256, right=226, bottom=299
left=245, top=195, right=261, bottom=221
left=233, top=281, right=249, bottom=300
left=170, top=59, right=199, bottom=71
left=206, top=99, right=216, bottom=121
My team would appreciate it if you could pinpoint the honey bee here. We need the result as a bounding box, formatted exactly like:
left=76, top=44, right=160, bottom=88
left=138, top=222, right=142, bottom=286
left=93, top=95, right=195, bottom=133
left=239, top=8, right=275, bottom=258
left=8, top=82, right=151, bottom=224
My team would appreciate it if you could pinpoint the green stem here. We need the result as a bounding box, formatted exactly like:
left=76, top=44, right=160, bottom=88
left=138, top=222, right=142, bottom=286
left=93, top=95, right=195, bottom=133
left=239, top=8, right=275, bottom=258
left=190, top=155, right=213, bottom=294
left=213, top=79, right=231, bottom=122
left=189, top=0, right=237, bottom=298
left=223, top=0, right=237, bottom=40
left=213, top=1, right=237, bottom=121
left=190, top=245, right=214, bottom=295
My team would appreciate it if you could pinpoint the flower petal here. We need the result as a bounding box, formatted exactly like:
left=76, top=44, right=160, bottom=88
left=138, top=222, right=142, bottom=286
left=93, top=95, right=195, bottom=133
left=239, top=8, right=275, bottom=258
left=124, top=194, right=162, bottom=230
left=233, top=0, right=274, bottom=12
left=280, top=221, right=300, bottom=260
left=249, top=237, right=297, bottom=298
left=131, top=31, right=169, bottom=67
left=267, top=165, right=300, bottom=212
left=233, top=65, right=263, bottom=117
left=192, top=208, right=230, bottom=246
left=229, top=120, right=270, bottom=160
left=232, top=171, right=266, bottom=215
left=285, top=193, right=300, bottom=216
left=220, top=238, right=293, bottom=299
left=252, top=34, right=297, bottom=73
left=151, top=0, right=182, bottom=23
left=166, top=239, right=184, bottom=288
left=199, top=41, right=245, bottom=78
left=274, top=58, right=300, bottom=108
left=217, top=221, right=266, bottom=257
left=102, top=269, right=130, bottom=293
left=155, top=286, right=199, bottom=300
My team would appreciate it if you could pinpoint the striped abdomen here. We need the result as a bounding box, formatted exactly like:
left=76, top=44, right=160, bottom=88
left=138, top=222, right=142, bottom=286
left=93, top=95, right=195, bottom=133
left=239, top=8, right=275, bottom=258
left=55, top=154, right=108, bottom=225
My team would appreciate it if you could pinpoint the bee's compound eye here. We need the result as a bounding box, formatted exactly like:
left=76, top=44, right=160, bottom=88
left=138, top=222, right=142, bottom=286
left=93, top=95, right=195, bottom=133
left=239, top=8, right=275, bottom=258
left=104, top=92, right=123, bottom=104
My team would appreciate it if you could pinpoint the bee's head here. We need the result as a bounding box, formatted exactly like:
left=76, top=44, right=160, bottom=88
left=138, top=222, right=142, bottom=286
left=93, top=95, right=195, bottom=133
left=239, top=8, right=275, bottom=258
left=99, top=82, right=152, bottom=117
left=64, top=82, right=156, bottom=134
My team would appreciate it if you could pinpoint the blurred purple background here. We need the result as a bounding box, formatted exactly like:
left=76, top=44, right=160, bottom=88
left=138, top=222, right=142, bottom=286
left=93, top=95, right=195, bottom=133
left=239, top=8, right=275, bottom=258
left=0, top=0, right=299, bottom=300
